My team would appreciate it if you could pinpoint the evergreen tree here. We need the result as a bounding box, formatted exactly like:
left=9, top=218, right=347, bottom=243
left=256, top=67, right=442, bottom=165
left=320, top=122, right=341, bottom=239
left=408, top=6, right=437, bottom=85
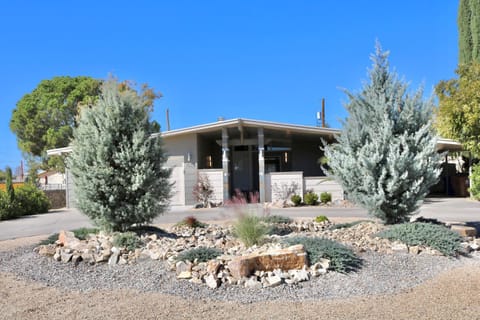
left=67, top=80, right=171, bottom=232
left=5, top=167, right=14, bottom=203
left=459, top=0, right=480, bottom=64
left=324, top=44, right=442, bottom=224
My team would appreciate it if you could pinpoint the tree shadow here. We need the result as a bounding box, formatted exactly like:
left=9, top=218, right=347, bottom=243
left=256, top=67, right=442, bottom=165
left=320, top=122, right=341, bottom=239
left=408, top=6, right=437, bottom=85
left=128, top=225, right=178, bottom=239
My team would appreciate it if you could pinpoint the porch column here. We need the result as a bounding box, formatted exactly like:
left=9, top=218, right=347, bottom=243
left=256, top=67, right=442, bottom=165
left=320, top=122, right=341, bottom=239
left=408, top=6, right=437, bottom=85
left=258, top=128, right=265, bottom=203
left=222, top=128, right=230, bottom=202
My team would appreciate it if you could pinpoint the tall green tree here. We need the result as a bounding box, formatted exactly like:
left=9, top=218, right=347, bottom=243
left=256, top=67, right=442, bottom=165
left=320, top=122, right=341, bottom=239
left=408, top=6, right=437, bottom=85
left=5, top=167, right=14, bottom=203
left=435, top=63, right=480, bottom=157
left=67, top=80, right=171, bottom=232
left=324, top=44, right=442, bottom=224
left=10, top=76, right=162, bottom=172
left=10, top=76, right=102, bottom=171
left=459, top=0, right=480, bottom=64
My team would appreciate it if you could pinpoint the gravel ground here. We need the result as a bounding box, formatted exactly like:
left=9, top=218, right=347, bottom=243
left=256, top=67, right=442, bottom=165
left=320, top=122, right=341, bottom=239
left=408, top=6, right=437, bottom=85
left=1, top=244, right=479, bottom=303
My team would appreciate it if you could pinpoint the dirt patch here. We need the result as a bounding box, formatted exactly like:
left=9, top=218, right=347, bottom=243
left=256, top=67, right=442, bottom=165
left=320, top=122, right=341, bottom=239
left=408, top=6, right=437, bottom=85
left=1, top=265, right=479, bottom=320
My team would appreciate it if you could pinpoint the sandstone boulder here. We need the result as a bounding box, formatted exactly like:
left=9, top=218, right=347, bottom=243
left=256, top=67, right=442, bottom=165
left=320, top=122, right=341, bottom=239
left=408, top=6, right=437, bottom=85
left=450, top=225, right=477, bottom=238
left=227, top=244, right=307, bottom=278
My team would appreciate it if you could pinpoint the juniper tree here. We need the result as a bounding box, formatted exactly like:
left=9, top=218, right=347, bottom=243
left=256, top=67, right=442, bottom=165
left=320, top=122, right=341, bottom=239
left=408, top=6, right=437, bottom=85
left=67, top=80, right=171, bottom=232
left=324, top=44, right=442, bottom=224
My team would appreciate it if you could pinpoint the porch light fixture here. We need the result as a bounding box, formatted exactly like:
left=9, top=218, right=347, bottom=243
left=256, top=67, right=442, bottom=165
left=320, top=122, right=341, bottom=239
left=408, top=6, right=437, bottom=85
left=186, top=152, right=191, bottom=163
left=206, top=155, right=213, bottom=168
left=284, top=152, right=288, bottom=163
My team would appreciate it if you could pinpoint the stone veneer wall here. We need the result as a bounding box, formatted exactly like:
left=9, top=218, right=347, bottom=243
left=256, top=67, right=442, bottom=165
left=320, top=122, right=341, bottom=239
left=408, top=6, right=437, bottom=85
left=44, top=190, right=66, bottom=209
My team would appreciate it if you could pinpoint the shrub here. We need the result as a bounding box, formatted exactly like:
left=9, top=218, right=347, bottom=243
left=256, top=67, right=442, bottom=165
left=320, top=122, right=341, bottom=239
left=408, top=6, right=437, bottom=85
left=233, top=214, right=268, bottom=247
left=14, top=184, right=50, bottom=216
left=176, top=247, right=222, bottom=263
left=329, top=220, right=370, bottom=230
left=284, top=236, right=361, bottom=273
left=470, top=163, right=480, bottom=200
left=38, top=233, right=60, bottom=245
left=112, top=232, right=142, bottom=251
left=261, top=215, right=293, bottom=224
left=290, top=194, right=302, bottom=206
left=303, top=192, right=318, bottom=206
left=193, top=175, right=214, bottom=208
left=72, top=227, right=99, bottom=240
left=320, top=192, right=332, bottom=204
left=377, top=222, right=462, bottom=256
left=176, top=216, right=207, bottom=228
left=314, top=215, right=329, bottom=223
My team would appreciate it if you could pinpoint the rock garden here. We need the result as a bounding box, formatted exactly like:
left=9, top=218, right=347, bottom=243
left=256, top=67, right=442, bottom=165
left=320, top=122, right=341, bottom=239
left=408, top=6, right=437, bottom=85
left=30, top=209, right=480, bottom=294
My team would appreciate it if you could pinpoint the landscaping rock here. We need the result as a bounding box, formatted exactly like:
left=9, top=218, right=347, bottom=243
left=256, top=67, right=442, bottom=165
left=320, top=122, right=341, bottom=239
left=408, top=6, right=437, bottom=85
left=227, top=245, right=307, bottom=278
left=264, top=275, right=282, bottom=287
left=244, top=277, right=262, bottom=289
left=38, top=245, right=56, bottom=257
left=204, top=274, right=219, bottom=289
left=409, top=246, right=421, bottom=255
left=450, top=225, right=477, bottom=238
left=177, top=271, right=193, bottom=279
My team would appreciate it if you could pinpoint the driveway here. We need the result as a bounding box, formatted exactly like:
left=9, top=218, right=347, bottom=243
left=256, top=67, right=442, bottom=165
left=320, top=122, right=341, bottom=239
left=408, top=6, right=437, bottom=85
left=0, top=197, right=479, bottom=241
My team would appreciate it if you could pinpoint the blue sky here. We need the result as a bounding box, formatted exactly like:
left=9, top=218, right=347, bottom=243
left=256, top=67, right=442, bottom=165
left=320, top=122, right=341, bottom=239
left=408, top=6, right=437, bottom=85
left=0, top=1, right=459, bottom=170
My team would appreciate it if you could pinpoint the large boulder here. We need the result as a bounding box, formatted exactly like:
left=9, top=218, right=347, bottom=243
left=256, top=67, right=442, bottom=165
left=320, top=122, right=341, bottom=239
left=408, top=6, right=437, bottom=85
left=227, top=244, right=307, bottom=278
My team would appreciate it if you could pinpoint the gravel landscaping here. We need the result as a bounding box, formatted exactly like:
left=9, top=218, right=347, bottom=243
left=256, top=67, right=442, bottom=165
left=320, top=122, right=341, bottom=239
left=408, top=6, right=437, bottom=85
left=1, top=242, right=479, bottom=304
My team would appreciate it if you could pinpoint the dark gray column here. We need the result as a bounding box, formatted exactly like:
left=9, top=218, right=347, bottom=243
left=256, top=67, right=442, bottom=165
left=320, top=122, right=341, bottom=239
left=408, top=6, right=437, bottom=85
left=222, top=128, right=230, bottom=202
left=258, top=127, right=265, bottom=203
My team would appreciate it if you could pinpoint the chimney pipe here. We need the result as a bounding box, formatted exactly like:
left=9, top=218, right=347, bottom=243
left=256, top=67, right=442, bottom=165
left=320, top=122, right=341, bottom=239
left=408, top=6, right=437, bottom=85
left=321, top=98, right=326, bottom=128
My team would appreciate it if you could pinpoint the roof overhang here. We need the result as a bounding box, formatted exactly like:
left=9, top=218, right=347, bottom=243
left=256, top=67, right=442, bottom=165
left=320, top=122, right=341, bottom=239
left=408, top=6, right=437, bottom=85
left=436, top=138, right=463, bottom=152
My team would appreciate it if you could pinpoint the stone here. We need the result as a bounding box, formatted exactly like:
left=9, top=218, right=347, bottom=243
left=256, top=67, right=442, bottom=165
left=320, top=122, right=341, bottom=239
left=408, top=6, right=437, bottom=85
left=408, top=246, right=421, bottom=255
left=205, top=274, right=220, bottom=289
left=311, top=268, right=327, bottom=277
left=227, top=245, right=307, bottom=278
left=317, top=258, right=330, bottom=270
left=38, top=245, right=56, bottom=256
left=189, top=276, right=203, bottom=285
left=175, top=261, right=192, bottom=275
left=177, top=271, right=193, bottom=279
left=53, top=252, right=61, bottom=261
left=264, top=275, right=282, bottom=288
left=108, top=253, right=119, bottom=265
left=290, top=268, right=309, bottom=283
left=450, top=225, right=477, bottom=238
left=72, top=254, right=82, bottom=265
left=391, top=243, right=408, bottom=253
left=206, top=260, right=221, bottom=275
left=470, top=243, right=479, bottom=251
left=244, top=277, right=262, bottom=289
left=61, top=251, right=73, bottom=263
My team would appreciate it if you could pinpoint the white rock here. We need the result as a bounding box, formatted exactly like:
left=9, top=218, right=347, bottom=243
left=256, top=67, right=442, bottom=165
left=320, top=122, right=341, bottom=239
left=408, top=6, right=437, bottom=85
left=205, top=274, right=219, bottom=289
left=177, top=271, right=192, bottom=279
left=244, top=277, right=262, bottom=289
left=264, top=275, right=282, bottom=287
left=291, top=269, right=309, bottom=282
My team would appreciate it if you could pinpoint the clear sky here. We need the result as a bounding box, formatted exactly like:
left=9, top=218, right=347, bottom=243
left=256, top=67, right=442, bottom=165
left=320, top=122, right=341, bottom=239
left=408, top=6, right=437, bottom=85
left=0, top=1, right=459, bottom=170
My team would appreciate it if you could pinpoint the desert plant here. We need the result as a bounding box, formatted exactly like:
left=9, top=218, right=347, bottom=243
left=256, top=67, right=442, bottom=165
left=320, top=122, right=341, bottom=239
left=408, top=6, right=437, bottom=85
left=377, top=222, right=462, bottom=256
left=284, top=236, right=361, bottom=273
left=303, top=191, right=318, bottom=206
left=67, top=79, right=171, bottom=232
left=314, top=215, right=329, bottom=223
left=112, top=232, right=142, bottom=251
left=290, top=194, right=302, bottom=206
left=176, top=247, right=222, bottom=263
left=176, top=216, right=207, bottom=228
left=193, top=174, right=214, bottom=208
left=72, top=227, right=99, bottom=240
left=233, top=214, right=268, bottom=247
left=272, top=182, right=299, bottom=201
left=320, top=192, right=332, bottom=204
left=323, top=44, right=442, bottom=224
left=261, top=215, right=293, bottom=224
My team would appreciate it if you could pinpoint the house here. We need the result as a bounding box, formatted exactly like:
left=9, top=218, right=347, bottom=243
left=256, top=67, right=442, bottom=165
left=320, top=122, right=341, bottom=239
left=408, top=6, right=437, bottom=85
left=37, top=170, right=66, bottom=190
left=47, top=118, right=464, bottom=208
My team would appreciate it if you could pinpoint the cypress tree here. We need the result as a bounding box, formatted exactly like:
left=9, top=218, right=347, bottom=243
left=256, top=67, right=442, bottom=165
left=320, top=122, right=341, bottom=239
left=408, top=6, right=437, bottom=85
left=5, top=167, right=14, bottom=203
left=324, top=44, right=442, bottom=224
left=68, top=80, right=171, bottom=232
left=459, top=0, right=480, bottom=64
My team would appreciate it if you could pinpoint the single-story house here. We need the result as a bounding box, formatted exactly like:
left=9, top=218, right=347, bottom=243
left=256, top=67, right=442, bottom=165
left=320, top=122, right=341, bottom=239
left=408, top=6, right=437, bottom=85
left=47, top=118, right=464, bottom=208
left=37, top=170, right=66, bottom=190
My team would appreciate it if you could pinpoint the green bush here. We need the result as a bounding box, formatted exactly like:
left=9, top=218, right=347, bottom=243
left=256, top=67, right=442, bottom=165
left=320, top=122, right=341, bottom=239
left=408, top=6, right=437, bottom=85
left=112, top=232, right=142, bottom=251
left=328, top=220, right=370, bottom=230
left=233, top=214, right=268, bottom=247
left=176, top=216, right=207, bottom=228
left=261, top=215, right=293, bottom=224
left=176, top=247, right=222, bottom=263
left=314, top=215, right=329, bottom=223
left=73, top=227, right=99, bottom=240
left=303, top=192, right=318, bottom=206
left=14, top=184, right=50, bottom=216
left=290, top=194, right=302, bottom=206
left=38, top=233, right=60, bottom=245
left=320, top=192, right=332, bottom=204
left=284, top=236, right=361, bottom=273
left=377, top=222, right=462, bottom=256
left=470, top=163, right=480, bottom=200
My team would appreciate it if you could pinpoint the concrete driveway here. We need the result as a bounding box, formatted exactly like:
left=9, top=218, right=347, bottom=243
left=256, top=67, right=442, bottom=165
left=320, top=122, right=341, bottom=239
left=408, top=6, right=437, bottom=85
left=0, top=197, right=479, bottom=241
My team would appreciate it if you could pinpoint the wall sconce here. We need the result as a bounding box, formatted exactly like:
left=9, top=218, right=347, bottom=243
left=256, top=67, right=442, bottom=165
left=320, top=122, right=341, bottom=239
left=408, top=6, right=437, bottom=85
left=206, top=155, right=213, bottom=168
left=284, top=151, right=288, bottom=163
left=259, top=147, right=264, bottom=161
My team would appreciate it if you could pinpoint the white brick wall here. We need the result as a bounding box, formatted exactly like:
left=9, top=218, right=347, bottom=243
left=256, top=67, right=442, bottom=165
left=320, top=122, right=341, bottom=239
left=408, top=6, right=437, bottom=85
left=198, top=169, right=223, bottom=203
left=304, top=177, right=344, bottom=201
left=266, top=172, right=304, bottom=202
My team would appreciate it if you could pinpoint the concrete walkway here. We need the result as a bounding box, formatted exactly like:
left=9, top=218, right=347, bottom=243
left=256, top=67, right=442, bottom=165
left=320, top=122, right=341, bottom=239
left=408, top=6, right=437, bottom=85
left=0, top=197, right=479, bottom=241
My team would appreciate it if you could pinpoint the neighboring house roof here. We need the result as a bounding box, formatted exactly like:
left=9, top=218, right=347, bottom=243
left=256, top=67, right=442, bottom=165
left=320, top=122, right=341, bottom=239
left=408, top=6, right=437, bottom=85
left=46, top=118, right=464, bottom=155
left=37, top=170, right=62, bottom=178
